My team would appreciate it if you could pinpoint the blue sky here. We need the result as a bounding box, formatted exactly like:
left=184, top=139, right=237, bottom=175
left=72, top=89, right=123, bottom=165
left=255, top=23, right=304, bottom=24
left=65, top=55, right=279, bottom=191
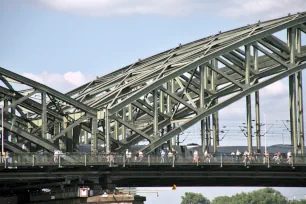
left=1, top=0, right=306, bottom=203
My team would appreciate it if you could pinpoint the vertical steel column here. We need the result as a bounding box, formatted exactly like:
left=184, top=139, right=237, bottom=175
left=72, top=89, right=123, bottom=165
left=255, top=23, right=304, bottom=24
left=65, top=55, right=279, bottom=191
left=206, top=116, right=211, bottom=149
left=288, top=27, right=298, bottom=155
left=114, top=112, right=119, bottom=140
left=59, top=122, right=66, bottom=152
left=153, top=90, right=158, bottom=137
left=254, top=47, right=261, bottom=152
left=245, top=44, right=252, bottom=153
left=211, top=59, right=218, bottom=153
left=296, top=29, right=304, bottom=155
left=41, top=91, right=47, bottom=139
left=53, top=122, right=60, bottom=147
left=128, top=104, right=133, bottom=138
left=171, top=80, right=178, bottom=145
left=160, top=87, right=164, bottom=114
left=206, top=69, right=211, bottom=151
left=128, top=104, right=133, bottom=137
left=128, top=104, right=133, bottom=125
left=66, top=125, right=73, bottom=152
left=122, top=106, right=126, bottom=140
left=105, top=108, right=110, bottom=153
left=91, top=117, right=98, bottom=153
left=11, top=98, right=17, bottom=143
left=200, top=65, right=206, bottom=153
left=166, top=81, right=173, bottom=145
left=84, top=131, right=88, bottom=144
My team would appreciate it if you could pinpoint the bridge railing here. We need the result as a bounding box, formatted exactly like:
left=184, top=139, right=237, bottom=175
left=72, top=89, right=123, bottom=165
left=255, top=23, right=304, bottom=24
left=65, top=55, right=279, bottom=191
left=0, top=153, right=304, bottom=168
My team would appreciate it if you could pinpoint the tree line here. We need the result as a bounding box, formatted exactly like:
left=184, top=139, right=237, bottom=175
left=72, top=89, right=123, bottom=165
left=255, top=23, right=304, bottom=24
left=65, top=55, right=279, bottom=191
left=181, top=188, right=306, bottom=204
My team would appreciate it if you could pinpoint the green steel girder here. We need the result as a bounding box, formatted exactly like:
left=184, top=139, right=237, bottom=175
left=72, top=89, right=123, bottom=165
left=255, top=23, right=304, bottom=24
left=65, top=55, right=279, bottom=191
left=142, top=62, right=306, bottom=154
left=51, top=115, right=91, bottom=141
left=0, top=67, right=98, bottom=116
left=108, top=14, right=306, bottom=115
left=0, top=140, right=26, bottom=153
left=0, top=119, right=58, bottom=151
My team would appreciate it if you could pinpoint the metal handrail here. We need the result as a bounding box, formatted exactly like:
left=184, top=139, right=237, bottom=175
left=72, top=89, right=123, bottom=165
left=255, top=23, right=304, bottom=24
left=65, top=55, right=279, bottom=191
left=0, top=153, right=304, bottom=168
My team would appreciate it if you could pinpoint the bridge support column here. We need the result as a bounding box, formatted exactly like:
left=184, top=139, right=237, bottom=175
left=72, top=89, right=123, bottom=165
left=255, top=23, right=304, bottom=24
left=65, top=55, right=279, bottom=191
left=128, top=104, right=133, bottom=137
left=79, top=129, right=88, bottom=144
left=200, top=65, right=206, bottom=153
left=212, top=59, right=219, bottom=153
left=66, top=124, right=73, bottom=152
left=254, top=47, right=261, bottom=153
left=153, top=89, right=158, bottom=137
left=2, top=100, right=8, bottom=143
left=121, top=105, right=126, bottom=140
left=296, top=29, right=304, bottom=155
left=206, top=116, right=211, bottom=151
left=166, top=81, right=174, bottom=145
left=114, top=112, right=119, bottom=140
left=288, top=27, right=298, bottom=155
left=245, top=44, right=252, bottom=153
left=10, top=98, right=18, bottom=144
left=105, top=108, right=110, bottom=154
left=59, top=122, right=66, bottom=152
left=41, top=91, right=47, bottom=139
left=73, top=126, right=81, bottom=152
left=91, top=117, right=98, bottom=153
left=53, top=122, right=60, bottom=147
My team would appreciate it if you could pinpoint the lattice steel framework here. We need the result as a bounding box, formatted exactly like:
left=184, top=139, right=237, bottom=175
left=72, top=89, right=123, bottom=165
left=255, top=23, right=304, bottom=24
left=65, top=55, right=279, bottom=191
left=1, top=13, right=306, bottom=155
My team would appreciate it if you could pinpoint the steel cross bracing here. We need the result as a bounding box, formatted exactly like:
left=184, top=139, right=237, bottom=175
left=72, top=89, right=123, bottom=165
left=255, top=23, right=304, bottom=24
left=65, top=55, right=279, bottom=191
left=0, top=67, right=100, bottom=155
left=67, top=12, right=306, bottom=155
left=1, top=13, right=306, bottom=156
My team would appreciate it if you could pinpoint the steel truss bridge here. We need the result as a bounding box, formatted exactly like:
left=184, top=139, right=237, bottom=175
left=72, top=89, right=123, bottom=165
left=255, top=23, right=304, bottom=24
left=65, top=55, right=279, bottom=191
left=1, top=13, right=306, bottom=192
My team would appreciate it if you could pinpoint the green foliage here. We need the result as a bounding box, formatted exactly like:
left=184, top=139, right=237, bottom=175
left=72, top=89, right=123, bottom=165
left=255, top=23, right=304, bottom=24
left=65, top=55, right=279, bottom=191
left=183, top=188, right=305, bottom=204
left=181, top=192, right=210, bottom=204
left=210, top=196, right=232, bottom=204
left=233, top=188, right=287, bottom=204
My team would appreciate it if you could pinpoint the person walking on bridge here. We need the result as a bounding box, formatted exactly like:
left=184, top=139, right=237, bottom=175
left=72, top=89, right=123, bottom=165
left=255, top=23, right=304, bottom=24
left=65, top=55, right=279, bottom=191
left=193, top=150, right=199, bottom=163
left=138, top=151, right=143, bottom=162
left=168, top=150, right=173, bottom=163
left=125, top=149, right=132, bottom=164
left=287, top=151, right=292, bottom=164
left=231, top=151, right=235, bottom=163
left=236, top=150, right=241, bottom=163
left=160, top=150, right=165, bottom=163
left=243, top=150, right=249, bottom=164
left=264, top=151, right=270, bottom=164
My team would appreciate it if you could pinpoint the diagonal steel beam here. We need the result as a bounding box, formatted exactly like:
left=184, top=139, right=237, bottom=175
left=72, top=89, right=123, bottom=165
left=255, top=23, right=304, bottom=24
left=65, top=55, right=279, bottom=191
left=160, top=87, right=198, bottom=113
left=4, top=90, right=40, bottom=111
left=175, top=77, right=197, bottom=108
left=0, top=67, right=97, bottom=116
left=52, top=115, right=90, bottom=141
left=206, top=62, right=245, bottom=89
left=253, top=43, right=289, bottom=68
left=0, top=119, right=57, bottom=151
left=110, top=115, right=153, bottom=142
left=216, top=57, right=245, bottom=77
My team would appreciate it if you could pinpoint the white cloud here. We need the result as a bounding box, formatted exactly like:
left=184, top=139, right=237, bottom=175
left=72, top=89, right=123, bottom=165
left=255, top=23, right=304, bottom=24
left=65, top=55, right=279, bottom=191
left=261, top=80, right=288, bottom=97
left=222, top=0, right=306, bottom=19
left=64, top=71, right=88, bottom=87
left=23, top=71, right=92, bottom=92
left=34, top=0, right=203, bottom=17
left=30, top=0, right=305, bottom=18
